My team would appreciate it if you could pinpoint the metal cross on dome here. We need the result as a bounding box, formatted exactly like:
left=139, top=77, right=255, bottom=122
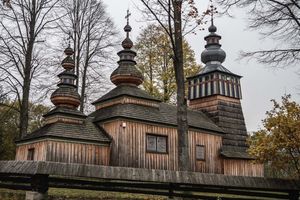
left=125, top=9, right=131, bottom=24
left=208, top=3, right=217, bottom=25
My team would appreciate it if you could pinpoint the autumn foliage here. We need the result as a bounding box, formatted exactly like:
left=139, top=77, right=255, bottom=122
left=248, top=95, right=300, bottom=179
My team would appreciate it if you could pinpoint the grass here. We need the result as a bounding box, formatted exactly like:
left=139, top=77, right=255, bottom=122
left=0, top=188, right=287, bottom=200
left=0, top=188, right=167, bottom=200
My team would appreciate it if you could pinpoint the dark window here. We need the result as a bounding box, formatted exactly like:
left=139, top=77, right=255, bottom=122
left=196, top=145, right=205, bottom=160
left=146, top=134, right=168, bottom=153
left=27, top=148, right=35, bottom=160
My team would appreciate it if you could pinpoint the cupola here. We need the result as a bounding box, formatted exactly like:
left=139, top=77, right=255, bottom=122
left=50, top=46, right=80, bottom=109
left=110, top=10, right=143, bottom=86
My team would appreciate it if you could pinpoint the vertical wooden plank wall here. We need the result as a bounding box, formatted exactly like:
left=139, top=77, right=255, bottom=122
left=15, top=141, right=47, bottom=161
left=16, top=140, right=110, bottom=165
left=101, top=120, right=178, bottom=170
left=188, top=131, right=223, bottom=174
left=223, top=159, right=264, bottom=177
left=101, top=120, right=224, bottom=173
left=46, top=141, right=110, bottom=165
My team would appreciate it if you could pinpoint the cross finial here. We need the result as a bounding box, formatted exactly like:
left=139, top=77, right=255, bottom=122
left=209, top=2, right=217, bottom=26
left=125, top=9, right=131, bottom=25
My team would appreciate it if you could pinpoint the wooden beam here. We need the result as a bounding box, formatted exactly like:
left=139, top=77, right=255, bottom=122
left=0, top=160, right=299, bottom=192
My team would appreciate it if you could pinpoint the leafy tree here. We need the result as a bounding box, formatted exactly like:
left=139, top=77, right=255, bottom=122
left=218, top=0, right=300, bottom=67
left=136, top=24, right=201, bottom=103
left=248, top=95, right=300, bottom=179
left=28, top=103, right=50, bottom=133
left=0, top=92, right=50, bottom=160
left=0, top=100, right=19, bottom=160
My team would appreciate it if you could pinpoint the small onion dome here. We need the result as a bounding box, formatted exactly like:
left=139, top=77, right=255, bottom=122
left=201, top=47, right=226, bottom=64
left=64, top=46, right=74, bottom=56
left=110, top=65, right=144, bottom=86
left=122, top=37, right=133, bottom=49
left=61, top=56, right=75, bottom=70
left=201, top=21, right=226, bottom=64
left=124, top=24, right=132, bottom=32
left=50, top=87, right=80, bottom=109
left=208, top=24, right=217, bottom=33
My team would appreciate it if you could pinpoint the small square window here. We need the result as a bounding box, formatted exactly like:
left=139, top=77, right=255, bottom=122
left=27, top=148, right=35, bottom=160
left=146, top=134, right=168, bottom=154
left=196, top=145, right=205, bottom=161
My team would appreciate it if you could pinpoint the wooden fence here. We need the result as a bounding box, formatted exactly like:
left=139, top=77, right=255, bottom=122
left=0, top=160, right=299, bottom=200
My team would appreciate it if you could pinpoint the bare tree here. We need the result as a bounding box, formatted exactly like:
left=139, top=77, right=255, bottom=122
left=58, top=0, right=117, bottom=113
left=139, top=0, right=206, bottom=171
left=218, top=0, right=300, bottom=67
left=0, top=0, right=60, bottom=138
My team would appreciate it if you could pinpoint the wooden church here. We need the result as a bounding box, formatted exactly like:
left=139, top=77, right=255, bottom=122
left=15, top=16, right=264, bottom=177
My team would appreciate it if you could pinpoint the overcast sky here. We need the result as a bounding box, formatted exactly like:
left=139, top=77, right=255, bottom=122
left=104, top=0, right=300, bottom=132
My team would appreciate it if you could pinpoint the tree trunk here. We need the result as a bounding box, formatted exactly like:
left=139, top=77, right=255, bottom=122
left=19, top=0, right=36, bottom=138
left=172, top=0, right=189, bottom=171
left=149, top=54, right=153, bottom=95
left=163, top=52, right=169, bottom=102
left=80, top=52, right=89, bottom=113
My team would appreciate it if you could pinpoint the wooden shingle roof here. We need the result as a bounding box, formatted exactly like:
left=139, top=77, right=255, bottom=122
left=92, top=85, right=160, bottom=105
left=90, top=103, right=224, bottom=134
left=16, top=119, right=111, bottom=144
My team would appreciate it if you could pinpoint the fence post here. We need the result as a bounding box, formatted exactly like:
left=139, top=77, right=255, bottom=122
left=25, top=174, right=49, bottom=200
left=289, top=191, right=299, bottom=200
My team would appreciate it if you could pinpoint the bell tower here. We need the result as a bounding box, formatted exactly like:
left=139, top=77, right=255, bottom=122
left=187, top=16, right=250, bottom=159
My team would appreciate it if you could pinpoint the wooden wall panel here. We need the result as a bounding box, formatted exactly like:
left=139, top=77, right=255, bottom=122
left=224, top=159, right=264, bottom=177
left=101, top=120, right=223, bottom=173
left=188, top=131, right=223, bottom=174
left=95, top=97, right=159, bottom=110
left=46, top=141, right=110, bottom=165
left=101, top=120, right=178, bottom=170
left=15, top=141, right=47, bottom=161
left=16, top=140, right=110, bottom=166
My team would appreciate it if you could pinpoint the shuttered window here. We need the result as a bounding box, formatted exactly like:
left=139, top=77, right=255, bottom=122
left=146, top=134, right=168, bottom=153
left=196, top=145, right=205, bottom=161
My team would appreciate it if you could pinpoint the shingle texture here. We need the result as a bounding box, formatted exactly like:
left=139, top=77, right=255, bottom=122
left=92, top=85, right=160, bottom=105
left=51, top=87, right=80, bottom=98
left=90, top=103, right=224, bottom=134
left=220, top=146, right=253, bottom=159
left=205, top=100, right=250, bottom=159
left=43, top=107, right=86, bottom=118
left=17, top=119, right=111, bottom=143
left=188, top=63, right=240, bottom=79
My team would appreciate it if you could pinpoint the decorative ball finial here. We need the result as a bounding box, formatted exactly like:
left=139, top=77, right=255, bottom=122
left=208, top=3, right=217, bottom=33
left=122, top=9, right=133, bottom=49
left=62, top=46, right=75, bottom=70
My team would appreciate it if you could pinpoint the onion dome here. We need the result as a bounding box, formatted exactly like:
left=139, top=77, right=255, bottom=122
left=50, top=46, right=80, bottom=109
left=110, top=10, right=143, bottom=86
left=201, top=21, right=226, bottom=64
